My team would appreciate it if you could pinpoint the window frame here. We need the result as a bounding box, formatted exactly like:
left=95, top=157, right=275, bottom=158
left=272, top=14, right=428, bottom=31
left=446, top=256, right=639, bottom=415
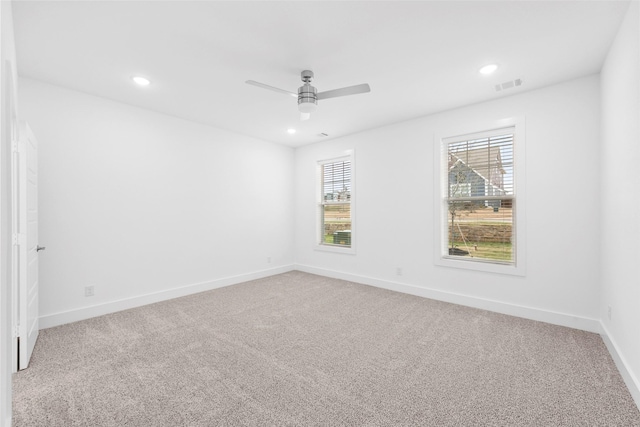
left=434, top=117, right=526, bottom=276
left=316, top=151, right=356, bottom=254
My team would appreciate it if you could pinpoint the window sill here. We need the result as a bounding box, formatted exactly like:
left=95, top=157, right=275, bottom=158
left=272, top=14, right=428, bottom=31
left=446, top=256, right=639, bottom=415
left=435, top=255, right=525, bottom=276
left=315, top=244, right=356, bottom=255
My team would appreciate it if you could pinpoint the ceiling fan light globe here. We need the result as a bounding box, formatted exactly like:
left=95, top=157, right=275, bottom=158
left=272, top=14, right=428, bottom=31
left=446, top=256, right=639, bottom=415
left=298, top=102, right=318, bottom=114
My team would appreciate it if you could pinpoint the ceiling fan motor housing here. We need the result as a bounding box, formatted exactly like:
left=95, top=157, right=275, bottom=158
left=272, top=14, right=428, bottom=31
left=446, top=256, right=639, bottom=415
left=298, top=83, right=318, bottom=113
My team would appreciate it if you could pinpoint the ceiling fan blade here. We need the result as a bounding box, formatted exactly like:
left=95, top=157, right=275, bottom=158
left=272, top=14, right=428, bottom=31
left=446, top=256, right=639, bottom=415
left=317, top=83, right=371, bottom=101
left=300, top=112, right=311, bottom=121
left=246, top=80, right=297, bottom=98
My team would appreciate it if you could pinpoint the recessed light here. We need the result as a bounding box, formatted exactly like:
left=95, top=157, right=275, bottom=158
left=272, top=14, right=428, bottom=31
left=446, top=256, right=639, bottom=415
left=287, top=128, right=296, bottom=134
left=479, top=64, right=498, bottom=75
left=132, top=76, right=151, bottom=86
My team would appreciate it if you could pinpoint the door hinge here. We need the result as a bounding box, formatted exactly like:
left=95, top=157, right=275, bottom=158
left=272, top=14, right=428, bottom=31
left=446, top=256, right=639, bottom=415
left=12, top=324, right=19, bottom=339
left=12, top=233, right=25, bottom=246
left=11, top=140, right=18, bottom=154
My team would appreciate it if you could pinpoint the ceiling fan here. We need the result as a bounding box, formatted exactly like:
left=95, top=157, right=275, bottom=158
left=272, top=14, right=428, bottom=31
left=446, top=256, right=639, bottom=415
left=246, top=70, right=371, bottom=121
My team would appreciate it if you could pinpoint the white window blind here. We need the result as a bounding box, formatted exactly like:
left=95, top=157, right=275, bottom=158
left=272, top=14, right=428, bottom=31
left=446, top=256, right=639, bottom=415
left=323, top=161, right=351, bottom=202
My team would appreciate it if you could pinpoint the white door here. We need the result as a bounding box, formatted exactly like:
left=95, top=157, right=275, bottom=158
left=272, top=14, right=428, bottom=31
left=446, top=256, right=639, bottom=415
left=17, top=122, right=40, bottom=370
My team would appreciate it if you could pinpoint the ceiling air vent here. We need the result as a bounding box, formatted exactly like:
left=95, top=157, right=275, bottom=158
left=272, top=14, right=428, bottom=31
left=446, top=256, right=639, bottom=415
left=495, top=79, right=523, bottom=92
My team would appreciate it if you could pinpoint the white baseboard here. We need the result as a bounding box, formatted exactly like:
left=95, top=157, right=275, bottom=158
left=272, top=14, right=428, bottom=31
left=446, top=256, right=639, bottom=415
left=294, top=264, right=601, bottom=333
left=39, top=265, right=295, bottom=329
left=600, top=323, right=640, bottom=410
left=40, top=262, right=601, bottom=333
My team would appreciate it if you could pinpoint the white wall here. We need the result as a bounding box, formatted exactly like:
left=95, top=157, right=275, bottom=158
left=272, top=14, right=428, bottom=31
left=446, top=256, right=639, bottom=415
left=600, top=1, right=640, bottom=404
left=19, top=78, right=294, bottom=327
left=295, top=75, right=602, bottom=332
left=0, top=1, right=18, bottom=424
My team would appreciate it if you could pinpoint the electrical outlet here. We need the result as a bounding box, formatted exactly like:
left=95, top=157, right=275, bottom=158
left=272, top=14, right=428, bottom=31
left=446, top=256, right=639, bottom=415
left=267, top=256, right=272, bottom=264
left=396, top=267, right=403, bottom=276
left=607, top=305, right=612, bottom=320
left=85, top=285, right=95, bottom=297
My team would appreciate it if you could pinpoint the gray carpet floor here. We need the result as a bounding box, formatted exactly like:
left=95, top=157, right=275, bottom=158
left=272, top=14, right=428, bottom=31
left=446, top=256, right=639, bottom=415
left=12, top=271, right=640, bottom=426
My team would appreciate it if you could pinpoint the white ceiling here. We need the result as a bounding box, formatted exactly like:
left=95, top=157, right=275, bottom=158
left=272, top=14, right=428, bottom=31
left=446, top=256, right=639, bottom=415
left=12, top=1, right=630, bottom=147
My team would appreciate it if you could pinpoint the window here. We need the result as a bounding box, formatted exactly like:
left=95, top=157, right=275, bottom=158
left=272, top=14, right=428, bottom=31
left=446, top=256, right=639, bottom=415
left=318, top=156, right=353, bottom=250
left=435, top=119, right=525, bottom=275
